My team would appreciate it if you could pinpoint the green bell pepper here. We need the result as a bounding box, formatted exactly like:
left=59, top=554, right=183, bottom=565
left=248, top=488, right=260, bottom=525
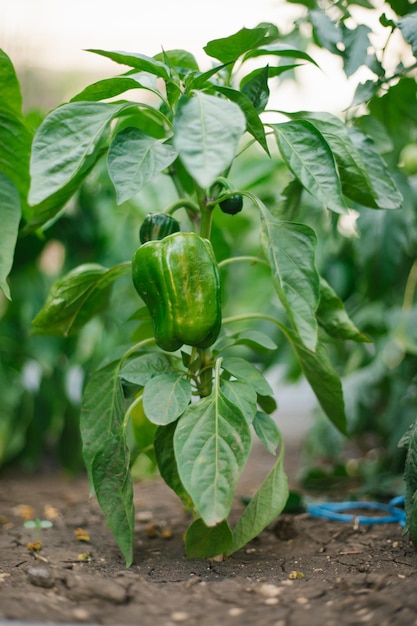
left=132, top=232, right=221, bottom=352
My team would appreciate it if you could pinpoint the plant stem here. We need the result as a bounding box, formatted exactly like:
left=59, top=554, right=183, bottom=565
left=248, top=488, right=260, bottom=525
left=223, top=312, right=283, bottom=330
left=165, top=198, right=200, bottom=216
left=218, top=256, right=270, bottom=270
left=121, top=337, right=156, bottom=364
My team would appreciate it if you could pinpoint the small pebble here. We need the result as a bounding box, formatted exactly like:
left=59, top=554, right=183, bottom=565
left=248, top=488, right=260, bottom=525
left=27, top=566, right=55, bottom=589
left=72, top=607, right=90, bottom=621
left=228, top=607, right=244, bottom=617
left=258, top=583, right=281, bottom=598
left=136, top=510, right=153, bottom=523
left=171, top=611, right=189, bottom=622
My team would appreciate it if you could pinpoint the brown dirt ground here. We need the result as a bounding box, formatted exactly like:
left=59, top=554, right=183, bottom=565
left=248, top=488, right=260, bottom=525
left=0, top=442, right=416, bottom=626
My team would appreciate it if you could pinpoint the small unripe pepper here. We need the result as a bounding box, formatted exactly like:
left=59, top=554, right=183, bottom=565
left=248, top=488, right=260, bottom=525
left=219, top=194, right=243, bottom=215
left=139, top=212, right=181, bottom=244
left=132, top=232, right=221, bottom=352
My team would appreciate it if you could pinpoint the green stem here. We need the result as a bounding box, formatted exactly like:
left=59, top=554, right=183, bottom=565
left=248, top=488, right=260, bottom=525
left=223, top=312, right=284, bottom=331
left=121, top=337, right=156, bottom=365
left=165, top=198, right=200, bottom=216
left=403, top=260, right=417, bottom=311
left=197, top=349, right=214, bottom=397
left=218, top=256, right=270, bottom=270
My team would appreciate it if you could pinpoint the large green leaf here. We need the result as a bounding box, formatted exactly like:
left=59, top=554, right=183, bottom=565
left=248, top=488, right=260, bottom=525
left=227, top=438, right=288, bottom=555
left=80, top=361, right=134, bottom=567
left=285, top=111, right=386, bottom=208
left=260, top=205, right=320, bottom=351
left=174, top=384, right=252, bottom=526
left=173, top=93, right=246, bottom=188
left=0, top=172, right=21, bottom=299
left=120, top=352, right=175, bottom=386
left=23, top=148, right=103, bottom=233
left=272, top=120, right=347, bottom=214
left=29, top=101, right=132, bottom=205
left=32, top=263, right=129, bottom=336
left=108, top=127, right=177, bottom=204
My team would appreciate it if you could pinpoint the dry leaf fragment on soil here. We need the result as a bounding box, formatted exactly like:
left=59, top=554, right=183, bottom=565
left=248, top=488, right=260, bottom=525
left=74, top=528, right=90, bottom=542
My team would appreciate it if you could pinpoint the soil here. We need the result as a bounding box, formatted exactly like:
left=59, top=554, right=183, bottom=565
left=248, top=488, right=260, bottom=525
left=0, top=442, right=416, bottom=626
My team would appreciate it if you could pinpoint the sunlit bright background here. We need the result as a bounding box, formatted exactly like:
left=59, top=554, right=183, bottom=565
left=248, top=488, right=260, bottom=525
left=0, top=0, right=381, bottom=112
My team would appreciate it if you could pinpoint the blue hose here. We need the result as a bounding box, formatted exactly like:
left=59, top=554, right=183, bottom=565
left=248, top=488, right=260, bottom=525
left=307, top=496, right=405, bottom=527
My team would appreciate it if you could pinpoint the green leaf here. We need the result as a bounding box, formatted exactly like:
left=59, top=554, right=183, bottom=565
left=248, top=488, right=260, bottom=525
left=227, top=440, right=288, bottom=555
left=272, top=120, right=347, bottom=214
left=86, top=49, right=170, bottom=80
left=32, top=263, right=129, bottom=336
left=351, top=80, right=378, bottom=107
left=0, top=172, right=21, bottom=299
left=221, top=379, right=258, bottom=424
left=173, top=93, right=246, bottom=188
left=214, top=85, right=269, bottom=155
left=143, top=373, right=191, bottom=425
left=253, top=411, right=281, bottom=455
left=259, top=206, right=320, bottom=351
left=257, top=394, right=278, bottom=415
left=285, top=111, right=379, bottom=208
left=0, top=49, right=23, bottom=112
left=317, top=277, right=371, bottom=343
left=174, top=385, right=252, bottom=526
left=71, top=74, right=157, bottom=102
left=80, top=361, right=134, bottom=567
left=108, top=127, right=177, bottom=204
left=284, top=326, right=347, bottom=435
left=398, top=13, right=417, bottom=57
left=154, top=49, right=200, bottom=72
left=24, top=148, right=103, bottom=233
left=0, top=51, right=32, bottom=218
left=234, top=329, right=278, bottom=351
left=244, top=44, right=319, bottom=67
left=348, top=128, right=403, bottom=210
left=154, top=422, right=193, bottom=510
left=309, top=10, right=341, bottom=54
left=29, top=101, right=132, bottom=205
left=120, top=353, right=175, bottom=386
left=341, top=24, right=371, bottom=77
left=240, top=65, right=270, bottom=113
left=185, top=518, right=233, bottom=559
left=240, top=64, right=301, bottom=91
left=221, top=356, right=273, bottom=396
left=204, top=26, right=271, bottom=64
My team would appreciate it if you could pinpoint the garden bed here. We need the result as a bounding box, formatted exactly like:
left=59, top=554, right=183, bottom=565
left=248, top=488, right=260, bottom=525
left=0, top=442, right=415, bottom=626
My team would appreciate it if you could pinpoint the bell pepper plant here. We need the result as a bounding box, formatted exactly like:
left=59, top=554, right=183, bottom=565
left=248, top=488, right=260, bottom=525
left=22, top=24, right=404, bottom=566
